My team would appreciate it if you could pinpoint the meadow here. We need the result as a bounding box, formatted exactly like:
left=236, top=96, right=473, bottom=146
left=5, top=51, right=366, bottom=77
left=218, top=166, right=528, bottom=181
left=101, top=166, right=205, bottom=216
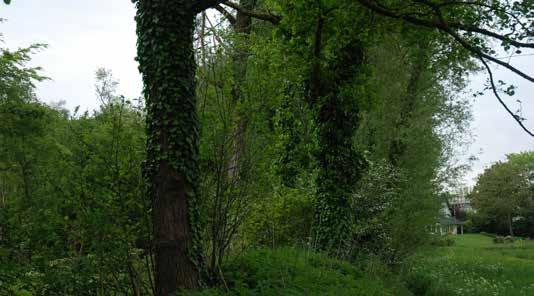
left=403, top=234, right=534, bottom=296
left=191, top=234, right=534, bottom=295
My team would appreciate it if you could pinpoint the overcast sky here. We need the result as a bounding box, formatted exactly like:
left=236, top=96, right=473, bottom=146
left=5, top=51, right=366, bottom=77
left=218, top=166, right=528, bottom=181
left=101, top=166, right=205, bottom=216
left=1, top=0, right=533, bottom=186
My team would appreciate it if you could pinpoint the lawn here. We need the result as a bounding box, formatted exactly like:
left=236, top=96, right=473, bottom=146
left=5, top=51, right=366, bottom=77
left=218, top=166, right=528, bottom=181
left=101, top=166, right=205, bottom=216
left=402, top=234, right=534, bottom=296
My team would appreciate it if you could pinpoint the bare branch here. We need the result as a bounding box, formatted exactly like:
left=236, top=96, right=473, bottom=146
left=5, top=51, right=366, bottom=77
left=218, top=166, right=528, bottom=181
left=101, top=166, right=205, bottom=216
left=480, top=58, right=534, bottom=137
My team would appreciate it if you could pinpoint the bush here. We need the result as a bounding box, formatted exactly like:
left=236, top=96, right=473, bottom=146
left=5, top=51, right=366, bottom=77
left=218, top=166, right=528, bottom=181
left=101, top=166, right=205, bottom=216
left=243, top=187, right=315, bottom=248
left=428, top=235, right=455, bottom=247
left=493, top=235, right=516, bottom=244
left=193, top=248, right=410, bottom=296
left=493, top=236, right=505, bottom=244
left=463, top=219, right=475, bottom=233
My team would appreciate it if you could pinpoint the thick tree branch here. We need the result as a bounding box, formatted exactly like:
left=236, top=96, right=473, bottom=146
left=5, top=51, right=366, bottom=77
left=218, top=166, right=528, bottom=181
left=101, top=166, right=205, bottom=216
left=442, top=27, right=534, bottom=83
left=308, top=15, right=325, bottom=107
left=356, top=0, right=534, bottom=136
left=356, top=0, right=534, bottom=84
left=356, top=0, right=534, bottom=49
left=192, top=0, right=227, bottom=14
left=222, top=1, right=281, bottom=25
left=215, top=4, right=236, bottom=25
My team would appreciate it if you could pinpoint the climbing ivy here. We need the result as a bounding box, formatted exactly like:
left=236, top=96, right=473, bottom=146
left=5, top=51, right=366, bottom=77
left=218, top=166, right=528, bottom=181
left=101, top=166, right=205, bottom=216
left=313, top=41, right=369, bottom=254
left=133, top=0, right=205, bottom=292
left=291, top=2, right=374, bottom=254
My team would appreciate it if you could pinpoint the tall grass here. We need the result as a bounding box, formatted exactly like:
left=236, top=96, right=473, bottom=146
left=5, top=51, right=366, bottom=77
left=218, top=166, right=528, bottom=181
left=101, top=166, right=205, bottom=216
left=192, top=248, right=410, bottom=296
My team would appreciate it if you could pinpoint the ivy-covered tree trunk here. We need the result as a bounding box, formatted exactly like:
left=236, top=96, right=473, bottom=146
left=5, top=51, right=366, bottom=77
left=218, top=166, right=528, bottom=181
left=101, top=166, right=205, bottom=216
left=311, top=35, right=366, bottom=253
left=134, top=0, right=204, bottom=292
left=315, top=94, right=362, bottom=253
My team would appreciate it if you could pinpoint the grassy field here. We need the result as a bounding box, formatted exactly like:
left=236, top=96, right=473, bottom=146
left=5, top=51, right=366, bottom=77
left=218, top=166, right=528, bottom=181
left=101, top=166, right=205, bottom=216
left=192, top=234, right=534, bottom=295
left=403, top=234, right=534, bottom=296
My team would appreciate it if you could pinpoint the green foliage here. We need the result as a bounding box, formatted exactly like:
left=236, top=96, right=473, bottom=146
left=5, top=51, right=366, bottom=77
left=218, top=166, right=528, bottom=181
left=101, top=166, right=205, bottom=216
left=349, top=159, right=401, bottom=261
left=192, top=248, right=410, bottom=296
left=350, top=26, right=473, bottom=262
left=0, top=67, right=149, bottom=294
left=6, top=0, right=534, bottom=293
left=243, top=186, right=315, bottom=248
left=472, top=152, right=534, bottom=236
left=427, top=235, right=455, bottom=247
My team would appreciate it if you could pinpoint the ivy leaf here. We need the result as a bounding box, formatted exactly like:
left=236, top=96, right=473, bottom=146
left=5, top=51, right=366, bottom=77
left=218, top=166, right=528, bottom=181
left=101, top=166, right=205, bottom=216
left=3, top=0, right=11, bottom=4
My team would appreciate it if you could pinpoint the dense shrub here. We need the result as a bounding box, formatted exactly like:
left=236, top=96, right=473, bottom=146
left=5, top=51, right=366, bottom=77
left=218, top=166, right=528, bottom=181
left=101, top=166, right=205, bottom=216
left=493, top=236, right=505, bottom=244
left=349, top=160, right=402, bottom=262
left=493, top=236, right=516, bottom=244
left=428, top=235, right=455, bottom=247
left=192, top=248, right=410, bottom=296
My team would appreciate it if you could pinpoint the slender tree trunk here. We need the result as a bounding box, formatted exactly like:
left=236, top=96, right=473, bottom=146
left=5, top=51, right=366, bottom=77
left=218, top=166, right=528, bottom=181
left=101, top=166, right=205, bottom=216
left=134, top=0, right=204, bottom=292
left=208, top=0, right=256, bottom=274
left=508, top=213, right=514, bottom=236
left=228, top=0, right=255, bottom=180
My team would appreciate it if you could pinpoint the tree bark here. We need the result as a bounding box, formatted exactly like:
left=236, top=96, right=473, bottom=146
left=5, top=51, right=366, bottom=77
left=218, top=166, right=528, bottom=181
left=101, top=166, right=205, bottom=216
left=208, top=0, right=256, bottom=275
left=508, top=213, right=514, bottom=237
left=228, top=0, right=255, bottom=180
left=134, top=0, right=204, bottom=293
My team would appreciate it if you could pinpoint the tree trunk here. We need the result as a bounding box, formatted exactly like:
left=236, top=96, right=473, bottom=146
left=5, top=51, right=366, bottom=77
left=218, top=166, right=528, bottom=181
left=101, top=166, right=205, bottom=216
left=134, top=0, right=204, bottom=293
left=208, top=0, right=256, bottom=274
left=310, top=26, right=366, bottom=253
left=228, top=0, right=255, bottom=180
left=508, top=213, right=514, bottom=236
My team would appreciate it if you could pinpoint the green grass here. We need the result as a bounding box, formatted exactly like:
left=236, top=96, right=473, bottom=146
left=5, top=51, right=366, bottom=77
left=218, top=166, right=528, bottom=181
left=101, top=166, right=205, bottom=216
left=192, top=235, right=534, bottom=296
left=402, top=234, right=534, bottom=296
left=192, top=248, right=411, bottom=296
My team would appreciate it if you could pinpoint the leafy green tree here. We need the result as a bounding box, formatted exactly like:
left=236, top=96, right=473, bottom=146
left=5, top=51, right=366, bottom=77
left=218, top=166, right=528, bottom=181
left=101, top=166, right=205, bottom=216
left=472, top=158, right=531, bottom=236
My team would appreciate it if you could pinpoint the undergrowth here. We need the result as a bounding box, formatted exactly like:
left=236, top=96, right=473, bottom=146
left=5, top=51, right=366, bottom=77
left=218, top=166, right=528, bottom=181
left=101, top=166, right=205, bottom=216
left=192, top=248, right=411, bottom=296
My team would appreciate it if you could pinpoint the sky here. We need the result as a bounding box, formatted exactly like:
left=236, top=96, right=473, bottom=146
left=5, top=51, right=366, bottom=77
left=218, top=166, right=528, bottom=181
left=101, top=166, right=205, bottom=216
left=1, top=0, right=533, bottom=186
